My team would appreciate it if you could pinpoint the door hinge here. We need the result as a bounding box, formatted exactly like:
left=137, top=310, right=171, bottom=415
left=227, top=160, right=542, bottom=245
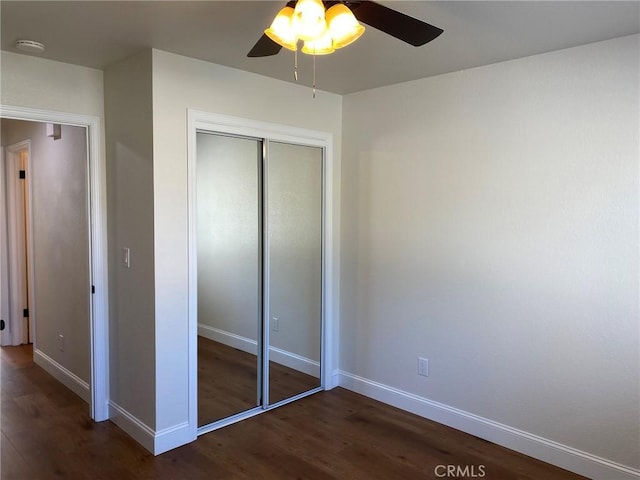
left=23, top=308, right=29, bottom=318
left=91, top=285, right=95, bottom=294
left=19, top=170, right=26, bottom=179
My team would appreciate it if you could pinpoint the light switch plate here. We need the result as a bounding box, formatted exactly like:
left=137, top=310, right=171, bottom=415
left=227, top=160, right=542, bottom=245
left=121, top=247, right=130, bottom=268
left=418, top=357, right=429, bottom=377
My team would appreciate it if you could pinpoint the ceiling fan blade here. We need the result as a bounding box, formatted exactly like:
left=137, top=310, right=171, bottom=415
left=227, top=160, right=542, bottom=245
left=247, top=33, right=283, bottom=57
left=350, top=1, right=443, bottom=47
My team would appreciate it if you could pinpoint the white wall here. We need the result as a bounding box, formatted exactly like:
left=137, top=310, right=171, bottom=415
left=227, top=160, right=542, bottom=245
left=1, top=51, right=104, bottom=118
left=1, top=120, right=90, bottom=385
left=104, top=50, right=156, bottom=435
left=340, top=33, right=639, bottom=476
left=151, top=49, right=342, bottom=447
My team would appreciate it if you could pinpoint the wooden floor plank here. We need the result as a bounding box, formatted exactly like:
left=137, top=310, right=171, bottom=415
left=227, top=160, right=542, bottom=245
left=2, top=344, right=587, bottom=479
left=0, top=432, right=39, bottom=480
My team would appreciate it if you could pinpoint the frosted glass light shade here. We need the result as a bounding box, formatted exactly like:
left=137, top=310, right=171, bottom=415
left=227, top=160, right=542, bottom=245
left=326, top=4, right=365, bottom=49
left=265, top=6, right=298, bottom=51
left=301, top=30, right=335, bottom=55
left=292, top=0, right=327, bottom=41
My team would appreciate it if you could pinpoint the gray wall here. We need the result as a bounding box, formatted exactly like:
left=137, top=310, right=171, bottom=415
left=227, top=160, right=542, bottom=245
left=104, top=50, right=156, bottom=429
left=341, top=34, right=639, bottom=469
left=1, top=119, right=90, bottom=384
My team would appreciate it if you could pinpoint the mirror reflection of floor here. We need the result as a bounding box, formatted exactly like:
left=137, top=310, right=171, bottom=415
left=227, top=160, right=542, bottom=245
left=197, top=336, right=319, bottom=427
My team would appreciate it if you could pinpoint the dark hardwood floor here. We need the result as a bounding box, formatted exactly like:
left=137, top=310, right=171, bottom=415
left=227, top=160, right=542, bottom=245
left=1, top=344, right=587, bottom=480
left=198, top=336, right=320, bottom=426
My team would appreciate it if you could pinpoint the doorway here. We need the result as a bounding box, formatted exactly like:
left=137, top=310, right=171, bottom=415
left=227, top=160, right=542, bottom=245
left=188, top=111, right=336, bottom=437
left=1, top=119, right=90, bottom=397
left=0, top=105, right=108, bottom=421
left=2, top=140, right=33, bottom=347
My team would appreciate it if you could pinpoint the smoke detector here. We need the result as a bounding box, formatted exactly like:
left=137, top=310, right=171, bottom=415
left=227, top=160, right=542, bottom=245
left=15, top=40, right=45, bottom=53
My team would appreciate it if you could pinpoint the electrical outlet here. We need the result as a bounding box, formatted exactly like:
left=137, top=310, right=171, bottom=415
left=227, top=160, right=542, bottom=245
left=58, top=334, right=64, bottom=352
left=418, top=357, right=429, bottom=377
left=272, top=317, right=279, bottom=332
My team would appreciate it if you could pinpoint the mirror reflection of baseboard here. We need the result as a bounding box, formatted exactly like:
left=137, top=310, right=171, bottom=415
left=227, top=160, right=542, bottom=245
left=198, top=325, right=320, bottom=378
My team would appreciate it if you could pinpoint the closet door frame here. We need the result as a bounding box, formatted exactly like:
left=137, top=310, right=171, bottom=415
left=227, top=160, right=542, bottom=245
left=187, top=110, right=337, bottom=438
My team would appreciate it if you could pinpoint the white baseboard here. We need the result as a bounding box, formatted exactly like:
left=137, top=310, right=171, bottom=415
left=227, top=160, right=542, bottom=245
left=329, top=369, right=340, bottom=389
left=198, top=324, right=319, bottom=377
left=338, top=371, right=640, bottom=480
left=108, top=401, right=155, bottom=453
left=33, top=348, right=192, bottom=455
left=108, top=401, right=195, bottom=455
left=154, top=421, right=193, bottom=455
left=33, top=348, right=90, bottom=403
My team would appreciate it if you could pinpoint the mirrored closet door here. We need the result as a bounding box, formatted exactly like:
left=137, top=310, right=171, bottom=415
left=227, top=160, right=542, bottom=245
left=196, top=133, right=262, bottom=426
left=265, top=142, right=323, bottom=405
left=196, top=131, right=324, bottom=430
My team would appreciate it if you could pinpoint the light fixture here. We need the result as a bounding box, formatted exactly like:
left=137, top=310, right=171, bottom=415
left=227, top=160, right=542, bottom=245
left=264, top=1, right=365, bottom=54
left=301, top=30, right=335, bottom=55
left=15, top=39, right=45, bottom=54
left=263, top=1, right=365, bottom=97
left=326, top=4, right=365, bottom=49
left=265, top=7, right=298, bottom=51
left=292, top=0, right=327, bottom=41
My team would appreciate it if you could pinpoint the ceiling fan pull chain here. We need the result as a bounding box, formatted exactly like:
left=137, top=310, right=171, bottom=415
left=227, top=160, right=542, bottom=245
left=294, top=48, right=298, bottom=81
left=312, top=52, right=316, bottom=98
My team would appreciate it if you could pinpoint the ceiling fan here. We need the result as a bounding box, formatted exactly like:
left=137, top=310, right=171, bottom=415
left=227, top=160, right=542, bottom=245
left=247, top=0, right=444, bottom=57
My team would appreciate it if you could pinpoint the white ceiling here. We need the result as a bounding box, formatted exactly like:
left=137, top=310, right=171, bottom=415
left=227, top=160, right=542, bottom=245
left=1, top=1, right=638, bottom=94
